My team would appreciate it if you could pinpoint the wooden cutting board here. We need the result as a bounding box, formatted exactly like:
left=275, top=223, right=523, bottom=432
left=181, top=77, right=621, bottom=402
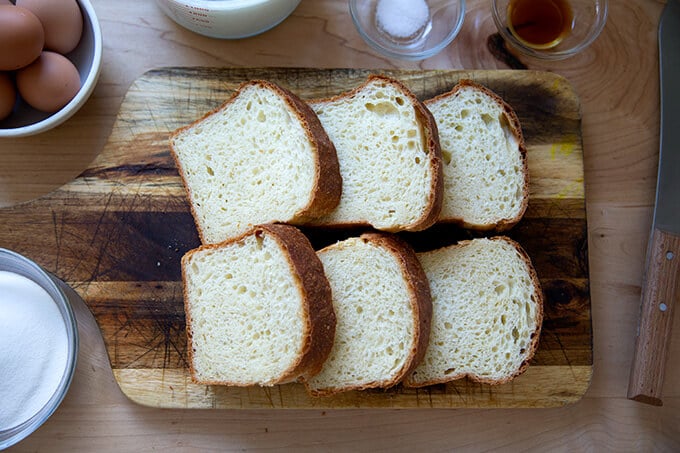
left=0, top=68, right=591, bottom=408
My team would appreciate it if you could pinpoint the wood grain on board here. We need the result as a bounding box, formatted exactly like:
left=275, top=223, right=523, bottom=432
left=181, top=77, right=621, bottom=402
left=0, top=67, right=591, bottom=408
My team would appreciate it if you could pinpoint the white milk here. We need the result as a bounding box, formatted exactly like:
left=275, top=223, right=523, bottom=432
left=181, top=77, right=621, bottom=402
left=0, top=271, right=69, bottom=430
left=156, top=0, right=301, bottom=39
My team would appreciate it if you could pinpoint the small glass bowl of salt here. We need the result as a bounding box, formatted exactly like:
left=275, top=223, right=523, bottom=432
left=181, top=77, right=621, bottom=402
left=0, top=249, right=78, bottom=449
left=350, top=0, right=466, bottom=60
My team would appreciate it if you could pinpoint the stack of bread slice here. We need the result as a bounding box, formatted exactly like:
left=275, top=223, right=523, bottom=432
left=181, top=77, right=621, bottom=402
left=170, top=74, right=542, bottom=396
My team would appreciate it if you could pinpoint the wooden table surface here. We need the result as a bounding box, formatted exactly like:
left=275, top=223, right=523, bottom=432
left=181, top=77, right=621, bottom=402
left=1, top=0, right=678, bottom=450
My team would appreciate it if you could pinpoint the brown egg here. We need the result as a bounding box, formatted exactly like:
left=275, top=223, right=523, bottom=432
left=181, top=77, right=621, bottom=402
left=16, top=0, right=83, bottom=55
left=16, top=51, right=81, bottom=113
left=0, top=5, right=45, bottom=71
left=0, top=72, right=17, bottom=121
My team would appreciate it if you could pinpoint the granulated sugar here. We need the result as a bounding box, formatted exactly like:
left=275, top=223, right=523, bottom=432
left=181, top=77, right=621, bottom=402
left=376, top=0, right=430, bottom=39
left=0, top=271, right=68, bottom=430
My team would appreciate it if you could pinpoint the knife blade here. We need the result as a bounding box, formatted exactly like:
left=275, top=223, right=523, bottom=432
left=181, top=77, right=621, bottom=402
left=627, top=0, right=680, bottom=406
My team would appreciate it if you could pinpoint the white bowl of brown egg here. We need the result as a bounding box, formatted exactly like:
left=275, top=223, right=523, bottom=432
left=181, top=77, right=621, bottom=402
left=0, top=0, right=102, bottom=137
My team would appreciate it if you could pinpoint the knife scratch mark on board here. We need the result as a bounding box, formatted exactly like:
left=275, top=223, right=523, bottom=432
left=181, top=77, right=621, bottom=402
left=144, top=294, right=177, bottom=369
left=52, top=209, right=62, bottom=274
left=84, top=190, right=122, bottom=284
left=91, top=191, right=115, bottom=246
left=111, top=311, right=135, bottom=366
left=260, top=386, right=274, bottom=408
left=449, top=383, right=465, bottom=406
left=541, top=303, right=578, bottom=380
left=552, top=331, right=578, bottom=381
left=171, top=282, right=188, bottom=367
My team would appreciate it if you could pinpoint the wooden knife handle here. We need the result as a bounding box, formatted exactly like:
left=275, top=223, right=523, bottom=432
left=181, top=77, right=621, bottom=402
left=628, top=228, right=680, bottom=405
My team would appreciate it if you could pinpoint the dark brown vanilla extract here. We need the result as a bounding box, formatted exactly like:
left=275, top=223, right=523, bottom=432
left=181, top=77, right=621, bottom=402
left=507, top=0, right=574, bottom=49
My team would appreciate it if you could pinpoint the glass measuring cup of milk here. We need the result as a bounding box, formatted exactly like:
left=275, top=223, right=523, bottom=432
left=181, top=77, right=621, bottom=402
left=156, top=0, right=302, bottom=39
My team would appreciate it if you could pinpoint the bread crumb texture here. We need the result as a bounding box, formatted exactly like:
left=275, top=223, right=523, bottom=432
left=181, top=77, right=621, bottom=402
left=408, top=238, right=540, bottom=385
left=307, top=238, right=416, bottom=393
left=428, top=85, right=524, bottom=225
left=184, top=232, right=306, bottom=386
left=311, top=79, right=432, bottom=229
left=172, top=83, right=316, bottom=244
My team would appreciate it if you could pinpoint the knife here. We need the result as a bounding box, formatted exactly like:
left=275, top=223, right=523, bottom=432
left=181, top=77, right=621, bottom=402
left=627, top=0, right=680, bottom=406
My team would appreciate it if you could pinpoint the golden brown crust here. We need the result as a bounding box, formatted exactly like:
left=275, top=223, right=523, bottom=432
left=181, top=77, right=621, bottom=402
left=306, top=232, right=432, bottom=397
left=182, top=223, right=336, bottom=386
left=403, top=236, right=543, bottom=388
left=169, top=80, right=342, bottom=244
left=259, top=224, right=336, bottom=383
left=426, top=79, right=529, bottom=232
left=181, top=250, right=198, bottom=383
left=484, top=236, right=543, bottom=384
left=260, top=82, right=342, bottom=223
left=359, top=233, right=433, bottom=385
left=401, top=79, right=444, bottom=232
left=307, top=74, right=443, bottom=232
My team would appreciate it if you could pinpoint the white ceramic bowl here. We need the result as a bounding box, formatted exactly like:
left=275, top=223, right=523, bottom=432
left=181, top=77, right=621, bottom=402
left=0, top=0, right=103, bottom=138
left=0, top=249, right=79, bottom=449
left=350, top=0, right=466, bottom=61
left=156, top=0, right=301, bottom=39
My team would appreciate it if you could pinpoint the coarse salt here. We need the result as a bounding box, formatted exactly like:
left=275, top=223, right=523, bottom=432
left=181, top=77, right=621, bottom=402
left=376, top=0, right=430, bottom=39
left=0, top=271, right=68, bottom=430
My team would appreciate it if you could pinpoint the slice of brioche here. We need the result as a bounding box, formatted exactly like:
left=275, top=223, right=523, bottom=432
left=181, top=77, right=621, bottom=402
left=182, top=224, right=336, bottom=386
left=404, top=237, right=543, bottom=387
left=170, top=80, right=342, bottom=244
left=307, top=75, right=443, bottom=232
left=425, top=80, right=528, bottom=231
left=306, top=233, right=432, bottom=397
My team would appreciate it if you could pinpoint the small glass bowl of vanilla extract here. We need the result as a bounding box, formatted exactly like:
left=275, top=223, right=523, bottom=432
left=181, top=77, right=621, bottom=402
left=491, top=0, right=608, bottom=60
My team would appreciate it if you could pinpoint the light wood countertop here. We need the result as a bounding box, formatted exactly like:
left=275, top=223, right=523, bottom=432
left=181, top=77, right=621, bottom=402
left=2, top=0, right=679, bottom=450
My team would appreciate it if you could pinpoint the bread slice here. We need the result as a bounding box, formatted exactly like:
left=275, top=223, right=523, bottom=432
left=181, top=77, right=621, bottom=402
left=425, top=80, right=528, bottom=231
left=305, top=233, right=432, bottom=397
left=404, top=237, right=543, bottom=387
left=182, top=224, right=336, bottom=386
left=170, top=80, right=342, bottom=244
left=307, top=75, right=443, bottom=232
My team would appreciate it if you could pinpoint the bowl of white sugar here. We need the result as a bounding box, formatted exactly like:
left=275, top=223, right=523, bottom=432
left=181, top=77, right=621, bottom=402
left=0, top=249, right=78, bottom=449
left=350, top=0, right=466, bottom=60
